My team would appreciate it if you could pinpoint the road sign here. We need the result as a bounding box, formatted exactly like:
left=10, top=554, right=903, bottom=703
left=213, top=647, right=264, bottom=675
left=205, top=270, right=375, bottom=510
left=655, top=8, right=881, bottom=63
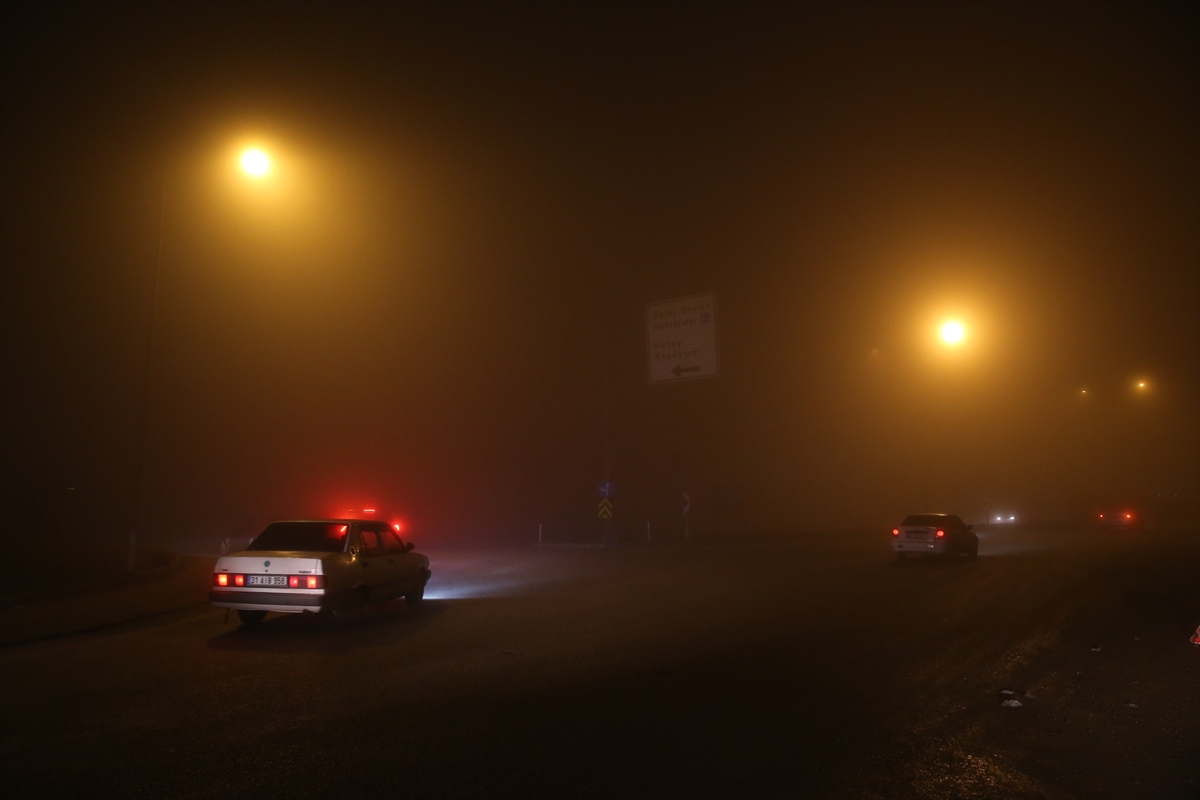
left=598, top=481, right=614, bottom=497
left=598, top=498, right=613, bottom=519
left=646, top=294, right=719, bottom=383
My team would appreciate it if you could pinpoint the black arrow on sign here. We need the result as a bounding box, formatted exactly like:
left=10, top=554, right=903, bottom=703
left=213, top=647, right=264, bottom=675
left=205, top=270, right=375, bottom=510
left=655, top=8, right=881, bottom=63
left=672, top=364, right=701, bottom=377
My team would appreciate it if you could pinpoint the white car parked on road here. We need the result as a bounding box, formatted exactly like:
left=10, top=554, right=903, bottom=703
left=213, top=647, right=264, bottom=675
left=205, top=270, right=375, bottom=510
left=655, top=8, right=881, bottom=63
left=891, top=513, right=978, bottom=560
left=210, top=520, right=431, bottom=626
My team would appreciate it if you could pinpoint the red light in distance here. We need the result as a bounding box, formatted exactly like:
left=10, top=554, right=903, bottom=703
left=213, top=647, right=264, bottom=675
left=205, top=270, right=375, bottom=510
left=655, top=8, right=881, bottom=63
left=891, top=528, right=899, bottom=537
left=363, top=508, right=376, bottom=514
left=935, top=529, right=945, bottom=538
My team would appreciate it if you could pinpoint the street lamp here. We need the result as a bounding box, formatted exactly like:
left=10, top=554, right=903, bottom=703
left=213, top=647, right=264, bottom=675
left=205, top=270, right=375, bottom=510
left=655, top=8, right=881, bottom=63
left=129, top=146, right=276, bottom=570
left=239, top=147, right=272, bottom=178
left=940, top=320, right=966, bottom=346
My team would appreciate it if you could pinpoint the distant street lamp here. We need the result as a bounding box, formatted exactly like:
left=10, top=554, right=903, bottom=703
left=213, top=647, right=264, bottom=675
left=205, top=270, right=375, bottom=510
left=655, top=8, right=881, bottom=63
left=239, top=147, right=272, bottom=178
left=939, top=320, right=966, bottom=346
left=129, top=146, right=275, bottom=570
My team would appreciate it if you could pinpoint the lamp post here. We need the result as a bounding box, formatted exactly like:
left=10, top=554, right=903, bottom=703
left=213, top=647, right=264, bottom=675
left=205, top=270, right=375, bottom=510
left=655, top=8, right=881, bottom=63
left=128, top=147, right=273, bottom=571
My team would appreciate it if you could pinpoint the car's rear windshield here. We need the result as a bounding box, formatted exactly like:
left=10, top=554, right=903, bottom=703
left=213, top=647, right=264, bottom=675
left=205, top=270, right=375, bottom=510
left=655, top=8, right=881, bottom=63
left=901, top=515, right=948, bottom=527
left=247, top=522, right=348, bottom=553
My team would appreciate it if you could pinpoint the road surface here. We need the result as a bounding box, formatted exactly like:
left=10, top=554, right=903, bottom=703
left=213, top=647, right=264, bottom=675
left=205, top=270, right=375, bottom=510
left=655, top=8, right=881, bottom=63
left=2, top=525, right=1197, bottom=799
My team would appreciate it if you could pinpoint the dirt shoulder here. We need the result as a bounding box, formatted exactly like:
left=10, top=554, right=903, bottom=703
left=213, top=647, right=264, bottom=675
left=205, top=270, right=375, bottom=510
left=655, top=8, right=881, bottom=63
left=0, top=555, right=214, bottom=647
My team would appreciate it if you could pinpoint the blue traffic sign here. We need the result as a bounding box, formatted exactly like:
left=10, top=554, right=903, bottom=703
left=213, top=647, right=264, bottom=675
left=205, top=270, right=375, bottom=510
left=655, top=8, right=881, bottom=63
left=598, top=481, right=614, bottom=497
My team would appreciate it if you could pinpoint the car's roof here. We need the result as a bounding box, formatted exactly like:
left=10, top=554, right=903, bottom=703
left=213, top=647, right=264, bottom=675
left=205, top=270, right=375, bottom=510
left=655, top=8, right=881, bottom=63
left=269, top=519, right=388, bottom=525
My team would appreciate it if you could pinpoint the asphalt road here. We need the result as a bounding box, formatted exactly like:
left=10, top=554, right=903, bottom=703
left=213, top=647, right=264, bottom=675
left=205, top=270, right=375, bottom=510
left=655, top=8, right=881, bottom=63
left=2, top=525, right=1197, bottom=799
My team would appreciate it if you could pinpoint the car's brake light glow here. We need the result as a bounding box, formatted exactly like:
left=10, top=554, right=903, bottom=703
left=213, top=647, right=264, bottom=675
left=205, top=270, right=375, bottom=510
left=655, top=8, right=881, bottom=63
left=892, top=528, right=899, bottom=537
left=307, top=576, right=319, bottom=589
left=234, top=574, right=245, bottom=586
left=363, top=508, right=376, bottom=514
left=215, top=573, right=228, bottom=586
left=935, top=529, right=945, bottom=538
left=1124, top=513, right=1132, bottom=520
left=289, top=576, right=300, bottom=588
left=394, top=524, right=402, bottom=532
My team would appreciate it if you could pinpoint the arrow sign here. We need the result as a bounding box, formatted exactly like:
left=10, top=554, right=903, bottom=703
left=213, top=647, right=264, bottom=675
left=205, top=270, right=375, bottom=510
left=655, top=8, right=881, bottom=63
left=598, top=498, right=613, bottom=519
left=671, top=364, right=701, bottom=377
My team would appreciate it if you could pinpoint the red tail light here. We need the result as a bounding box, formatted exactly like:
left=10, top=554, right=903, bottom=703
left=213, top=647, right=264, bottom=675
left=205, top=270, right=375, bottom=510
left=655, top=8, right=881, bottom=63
left=892, top=528, right=900, bottom=537
left=306, top=576, right=319, bottom=589
left=935, top=529, right=945, bottom=538
left=288, top=576, right=300, bottom=588
left=215, top=573, right=228, bottom=587
left=234, top=574, right=245, bottom=586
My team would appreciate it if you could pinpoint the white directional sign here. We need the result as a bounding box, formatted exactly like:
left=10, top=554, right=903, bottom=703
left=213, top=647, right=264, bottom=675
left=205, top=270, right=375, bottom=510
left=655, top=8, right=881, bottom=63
left=645, top=294, right=719, bottom=383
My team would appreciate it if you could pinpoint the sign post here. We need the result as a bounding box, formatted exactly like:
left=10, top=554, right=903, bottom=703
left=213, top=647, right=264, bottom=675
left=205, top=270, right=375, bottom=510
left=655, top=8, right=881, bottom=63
left=682, top=490, right=690, bottom=539
left=646, top=294, right=719, bottom=384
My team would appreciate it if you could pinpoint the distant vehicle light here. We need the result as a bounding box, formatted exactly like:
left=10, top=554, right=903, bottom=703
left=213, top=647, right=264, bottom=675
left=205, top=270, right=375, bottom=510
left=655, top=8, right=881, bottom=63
left=935, top=529, right=945, bottom=538
left=892, top=528, right=900, bottom=537
left=363, top=509, right=376, bottom=514
left=1009, top=516, right=1015, bottom=521
left=394, top=524, right=402, bottom=532
left=216, top=573, right=228, bottom=587
left=234, top=574, right=245, bottom=587
left=1124, top=513, right=1132, bottom=519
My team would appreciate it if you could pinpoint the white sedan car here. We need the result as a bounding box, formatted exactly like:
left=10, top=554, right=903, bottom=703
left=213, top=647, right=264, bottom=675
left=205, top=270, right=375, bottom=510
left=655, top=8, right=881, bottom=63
left=210, top=520, right=431, bottom=626
left=891, top=513, right=978, bottom=559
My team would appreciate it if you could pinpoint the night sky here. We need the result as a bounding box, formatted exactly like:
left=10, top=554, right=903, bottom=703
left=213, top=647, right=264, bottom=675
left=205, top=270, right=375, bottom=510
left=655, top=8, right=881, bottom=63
left=2, top=1, right=1197, bottom=548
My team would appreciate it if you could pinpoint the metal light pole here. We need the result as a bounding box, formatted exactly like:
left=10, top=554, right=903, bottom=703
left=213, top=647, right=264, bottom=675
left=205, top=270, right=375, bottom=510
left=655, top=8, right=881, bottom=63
left=129, top=181, right=169, bottom=572
left=128, top=146, right=274, bottom=570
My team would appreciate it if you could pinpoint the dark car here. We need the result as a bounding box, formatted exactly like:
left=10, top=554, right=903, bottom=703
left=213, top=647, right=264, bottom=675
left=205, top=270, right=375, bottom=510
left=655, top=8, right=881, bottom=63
left=891, top=513, right=978, bottom=559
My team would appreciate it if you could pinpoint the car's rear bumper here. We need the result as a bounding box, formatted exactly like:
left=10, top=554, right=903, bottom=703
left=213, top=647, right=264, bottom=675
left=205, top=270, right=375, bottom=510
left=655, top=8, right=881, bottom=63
left=893, top=540, right=946, bottom=554
left=210, top=589, right=327, bottom=614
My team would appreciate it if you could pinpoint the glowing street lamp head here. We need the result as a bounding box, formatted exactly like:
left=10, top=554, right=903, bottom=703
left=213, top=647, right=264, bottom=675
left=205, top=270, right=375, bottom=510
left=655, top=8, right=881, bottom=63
left=240, top=148, right=271, bottom=178
left=939, top=320, right=966, bottom=346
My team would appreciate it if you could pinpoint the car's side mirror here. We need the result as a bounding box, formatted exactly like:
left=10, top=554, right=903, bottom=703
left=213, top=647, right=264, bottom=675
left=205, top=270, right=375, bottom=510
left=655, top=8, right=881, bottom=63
left=405, top=542, right=415, bottom=552
left=349, top=545, right=360, bottom=557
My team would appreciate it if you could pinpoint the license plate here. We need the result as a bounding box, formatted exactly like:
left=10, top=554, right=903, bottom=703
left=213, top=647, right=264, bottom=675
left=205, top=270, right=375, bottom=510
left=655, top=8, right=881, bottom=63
left=247, top=575, right=287, bottom=586
left=906, top=531, right=927, bottom=539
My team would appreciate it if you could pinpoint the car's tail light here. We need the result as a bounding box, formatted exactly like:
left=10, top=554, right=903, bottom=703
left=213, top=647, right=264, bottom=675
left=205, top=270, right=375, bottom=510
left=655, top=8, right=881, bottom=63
left=234, top=574, right=245, bottom=586
left=289, top=576, right=300, bottom=588
left=306, top=576, right=320, bottom=589
left=935, top=529, right=945, bottom=538
left=215, top=573, right=228, bottom=587
left=892, top=528, right=900, bottom=537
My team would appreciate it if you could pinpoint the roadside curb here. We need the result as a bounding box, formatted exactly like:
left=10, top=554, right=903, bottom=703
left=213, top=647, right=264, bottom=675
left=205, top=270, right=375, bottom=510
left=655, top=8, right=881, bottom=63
left=1, top=601, right=210, bottom=649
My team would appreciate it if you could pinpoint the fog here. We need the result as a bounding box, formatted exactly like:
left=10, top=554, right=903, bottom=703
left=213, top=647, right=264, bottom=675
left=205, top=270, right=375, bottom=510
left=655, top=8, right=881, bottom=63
left=2, top=2, right=1197, bottom=552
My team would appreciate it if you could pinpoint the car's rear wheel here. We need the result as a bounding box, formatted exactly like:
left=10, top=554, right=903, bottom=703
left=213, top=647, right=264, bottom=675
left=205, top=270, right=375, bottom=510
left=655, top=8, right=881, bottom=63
left=332, top=588, right=368, bottom=625
left=237, top=609, right=267, bottom=627
left=968, top=539, right=979, bottom=559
